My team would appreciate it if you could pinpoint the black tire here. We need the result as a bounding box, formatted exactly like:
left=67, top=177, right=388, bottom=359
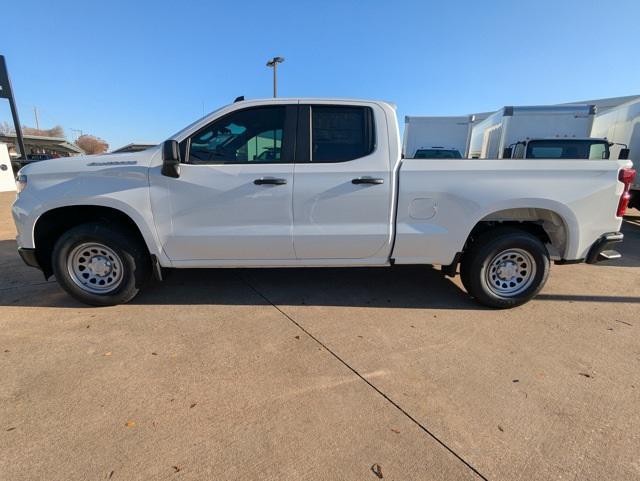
left=460, top=227, right=550, bottom=309
left=52, top=222, right=150, bottom=306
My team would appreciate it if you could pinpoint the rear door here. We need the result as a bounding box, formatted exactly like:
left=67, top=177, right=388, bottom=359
left=292, top=103, right=393, bottom=261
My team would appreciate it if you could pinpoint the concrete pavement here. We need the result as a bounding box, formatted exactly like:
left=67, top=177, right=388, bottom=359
left=1, top=191, right=639, bottom=480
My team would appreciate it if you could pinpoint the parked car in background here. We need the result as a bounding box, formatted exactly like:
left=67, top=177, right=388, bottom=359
left=414, top=147, right=463, bottom=159
left=11, top=153, right=55, bottom=173
left=403, top=115, right=487, bottom=159
left=12, top=97, right=635, bottom=309
left=26, top=153, right=53, bottom=161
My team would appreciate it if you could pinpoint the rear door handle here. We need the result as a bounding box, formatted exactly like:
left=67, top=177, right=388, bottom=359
left=254, top=177, right=287, bottom=185
left=352, top=176, right=384, bottom=185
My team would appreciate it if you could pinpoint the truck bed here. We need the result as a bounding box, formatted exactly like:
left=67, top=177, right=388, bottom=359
left=392, top=158, right=627, bottom=265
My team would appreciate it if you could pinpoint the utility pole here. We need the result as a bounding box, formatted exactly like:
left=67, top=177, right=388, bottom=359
left=33, top=106, right=40, bottom=130
left=266, top=57, right=284, bottom=98
left=69, top=128, right=83, bottom=140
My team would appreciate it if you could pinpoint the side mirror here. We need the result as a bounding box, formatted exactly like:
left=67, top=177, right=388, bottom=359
left=162, top=140, right=181, bottom=178
left=619, top=148, right=630, bottom=160
left=502, top=147, right=513, bottom=159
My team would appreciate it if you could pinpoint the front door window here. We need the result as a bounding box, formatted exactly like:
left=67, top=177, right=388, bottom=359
left=188, top=106, right=286, bottom=164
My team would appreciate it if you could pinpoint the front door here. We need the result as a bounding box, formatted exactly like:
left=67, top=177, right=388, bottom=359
left=151, top=104, right=297, bottom=262
left=292, top=104, right=393, bottom=260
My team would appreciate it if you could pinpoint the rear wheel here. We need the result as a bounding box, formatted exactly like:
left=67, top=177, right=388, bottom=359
left=460, top=228, right=550, bottom=308
left=52, top=223, right=150, bottom=306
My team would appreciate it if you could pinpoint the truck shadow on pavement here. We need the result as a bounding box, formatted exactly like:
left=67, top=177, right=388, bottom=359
left=3, top=261, right=638, bottom=309
left=0, top=214, right=638, bottom=309
left=141, top=265, right=484, bottom=310
left=0, top=238, right=479, bottom=309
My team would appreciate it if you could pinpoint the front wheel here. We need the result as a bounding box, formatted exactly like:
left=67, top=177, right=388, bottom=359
left=52, top=222, right=150, bottom=306
left=460, top=228, right=550, bottom=308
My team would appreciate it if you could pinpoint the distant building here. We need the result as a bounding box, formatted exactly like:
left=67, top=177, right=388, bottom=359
left=0, top=133, right=85, bottom=158
left=111, top=143, right=156, bottom=154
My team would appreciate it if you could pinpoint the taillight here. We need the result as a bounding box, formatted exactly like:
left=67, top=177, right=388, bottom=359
left=620, top=168, right=636, bottom=185
left=617, top=168, right=636, bottom=217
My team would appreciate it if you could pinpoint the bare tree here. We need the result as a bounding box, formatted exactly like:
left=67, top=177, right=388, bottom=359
left=48, top=125, right=65, bottom=138
left=75, top=134, right=109, bottom=155
left=22, top=124, right=65, bottom=138
left=0, top=121, right=14, bottom=135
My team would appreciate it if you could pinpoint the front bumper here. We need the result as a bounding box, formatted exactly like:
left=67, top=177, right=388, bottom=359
left=585, top=232, right=623, bottom=264
left=18, top=247, right=41, bottom=270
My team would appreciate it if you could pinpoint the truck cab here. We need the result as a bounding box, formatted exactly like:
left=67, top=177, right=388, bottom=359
left=505, top=138, right=611, bottom=160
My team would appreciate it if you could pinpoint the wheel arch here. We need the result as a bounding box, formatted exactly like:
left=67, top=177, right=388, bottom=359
left=464, top=206, right=575, bottom=260
left=33, top=205, right=153, bottom=278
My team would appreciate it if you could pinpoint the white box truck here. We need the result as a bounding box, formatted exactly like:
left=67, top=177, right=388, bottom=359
left=403, top=115, right=488, bottom=159
left=590, top=97, right=640, bottom=208
left=468, top=105, right=597, bottom=159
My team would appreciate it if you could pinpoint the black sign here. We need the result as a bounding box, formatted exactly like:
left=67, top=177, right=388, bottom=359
left=0, top=55, right=27, bottom=160
left=0, top=56, right=13, bottom=100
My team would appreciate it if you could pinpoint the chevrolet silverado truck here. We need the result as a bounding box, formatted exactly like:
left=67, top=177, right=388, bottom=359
left=11, top=98, right=636, bottom=308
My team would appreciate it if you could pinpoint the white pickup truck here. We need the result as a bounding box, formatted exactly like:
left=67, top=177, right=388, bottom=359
left=11, top=98, right=636, bottom=308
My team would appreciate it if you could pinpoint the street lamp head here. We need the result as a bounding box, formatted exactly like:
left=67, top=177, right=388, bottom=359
left=266, top=56, right=285, bottom=67
left=266, top=57, right=284, bottom=98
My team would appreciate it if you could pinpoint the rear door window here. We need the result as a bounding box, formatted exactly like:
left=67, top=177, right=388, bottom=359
left=309, top=106, right=375, bottom=162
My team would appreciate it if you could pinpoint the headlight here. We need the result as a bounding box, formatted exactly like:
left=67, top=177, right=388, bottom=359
left=16, top=174, right=27, bottom=193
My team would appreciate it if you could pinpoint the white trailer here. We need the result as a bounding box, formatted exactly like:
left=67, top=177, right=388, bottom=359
left=468, top=105, right=596, bottom=159
left=590, top=97, right=640, bottom=205
left=403, top=115, right=485, bottom=159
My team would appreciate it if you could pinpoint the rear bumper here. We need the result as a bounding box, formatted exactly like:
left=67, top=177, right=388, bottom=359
left=585, top=232, right=623, bottom=264
left=18, top=247, right=41, bottom=270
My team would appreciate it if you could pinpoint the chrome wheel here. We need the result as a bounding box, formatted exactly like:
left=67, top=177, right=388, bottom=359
left=485, top=248, right=536, bottom=297
left=67, top=242, right=124, bottom=294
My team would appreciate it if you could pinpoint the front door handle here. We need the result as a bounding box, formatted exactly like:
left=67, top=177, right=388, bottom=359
left=352, top=176, right=384, bottom=185
left=254, top=177, right=287, bottom=185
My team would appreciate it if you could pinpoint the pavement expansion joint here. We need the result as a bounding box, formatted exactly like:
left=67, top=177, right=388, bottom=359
left=237, top=274, right=490, bottom=481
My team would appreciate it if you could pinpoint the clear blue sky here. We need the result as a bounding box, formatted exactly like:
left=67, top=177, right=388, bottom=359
left=1, top=0, right=639, bottom=150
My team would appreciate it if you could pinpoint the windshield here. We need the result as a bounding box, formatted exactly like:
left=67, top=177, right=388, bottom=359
left=414, top=149, right=462, bottom=159
left=168, top=104, right=229, bottom=141
left=526, top=140, right=610, bottom=159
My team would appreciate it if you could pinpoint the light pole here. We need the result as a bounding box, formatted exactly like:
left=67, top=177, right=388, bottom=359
left=266, top=56, right=284, bottom=98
